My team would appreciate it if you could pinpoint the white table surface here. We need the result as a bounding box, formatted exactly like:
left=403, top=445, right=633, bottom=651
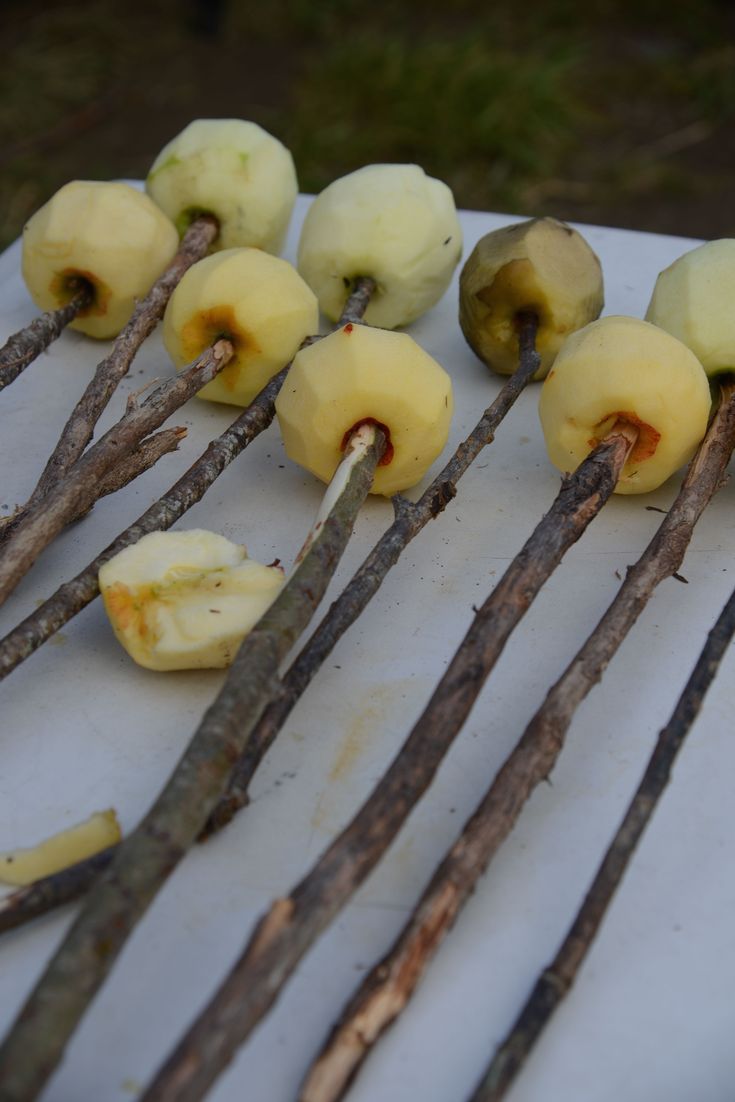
left=1, top=195, right=733, bottom=1102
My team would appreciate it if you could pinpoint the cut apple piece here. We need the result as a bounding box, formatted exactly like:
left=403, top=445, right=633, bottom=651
left=0, top=810, right=121, bottom=886
left=645, top=239, right=735, bottom=377
left=162, top=248, right=318, bottom=407
left=297, top=164, right=462, bottom=329
left=99, top=530, right=285, bottom=670
left=146, top=118, right=297, bottom=254
left=459, top=217, right=604, bottom=380
left=275, top=323, right=453, bottom=496
left=21, top=181, right=179, bottom=340
left=539, top=316, right=711, bottom=494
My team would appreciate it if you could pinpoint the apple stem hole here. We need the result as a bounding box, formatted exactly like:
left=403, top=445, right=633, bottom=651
left=342, top=419, right=394, bottom=466
left=175, top=208, right=221, bottom=243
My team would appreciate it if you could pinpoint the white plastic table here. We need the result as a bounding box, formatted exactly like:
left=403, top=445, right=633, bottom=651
left=1, top=196, right=733, bottom=1102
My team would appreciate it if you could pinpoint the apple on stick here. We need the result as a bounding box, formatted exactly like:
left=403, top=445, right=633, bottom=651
left=539, top=315, right=711, bottom=493
left=297, top=163, right=463, bottom=329
left=459, top=216, right=604, bottom=380
left=21, top=181, right=179, bottom=340
left=146, top=118, right=298, bottom=254
left=276, top=323, right=453, bottom=497
left=163, top=247, right=319, bottom=407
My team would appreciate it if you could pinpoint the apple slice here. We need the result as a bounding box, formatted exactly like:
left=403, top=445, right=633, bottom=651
left=275, top=322, right=453, bottom=496
left=99, top=530, right=285, bottom=671
left=459, top=217, right=604, bottom=380
left=21, top=181, right=179, bottom=340
left=146, top=118, right=297, bottom=254
left=645, top=238, right=735, bottom=377
left=539, top=315, right=711, bottom=494
left=162, top=247, right=318, bottom=408
left=297, top=164, right=462, bottom=329
left=0, top=811, right=121, bottom=886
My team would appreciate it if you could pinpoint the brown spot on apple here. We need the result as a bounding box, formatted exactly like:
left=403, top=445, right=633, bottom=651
left=589, top=410, right=660, bottom=464
left=181, top=306, right=259, bottom=391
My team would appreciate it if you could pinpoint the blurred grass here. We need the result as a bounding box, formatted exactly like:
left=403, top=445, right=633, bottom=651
left=2, top=0, right=735, bottom=249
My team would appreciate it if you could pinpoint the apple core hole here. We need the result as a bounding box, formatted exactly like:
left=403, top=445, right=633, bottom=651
left=341, top=418, right=394, bottom=466
left=590, top=411, right=660, bottom=464
left=51, top=269, right=104, bottom=315
left=175, top=207, right=221, bottom=242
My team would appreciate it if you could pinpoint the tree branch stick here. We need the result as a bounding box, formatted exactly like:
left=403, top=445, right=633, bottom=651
left=0, top=289, right=91, bottom=392
left=0, top=425, right=185, bottom=544
left=0, top=313, right=539, bottom=930
left=0, top=425, right=386, bottom=1102
left=82, top=427, right=187, bottom=506
left=10, top=216, right=218, bottom=522
left=470, top=581, right=735, bottom=1102
left=137, top=428, right=633, bottom=1102
left=0, top=339, right=233, bottom=607
left=297, top=383, right=735, bottom=1102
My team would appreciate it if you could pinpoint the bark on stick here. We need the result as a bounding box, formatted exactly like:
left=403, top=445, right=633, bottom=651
left=0, top=289, right=90, bottom=392
left=0, top=339, right=233, bottom=607
left=471, top=581, right=735, bottom=1102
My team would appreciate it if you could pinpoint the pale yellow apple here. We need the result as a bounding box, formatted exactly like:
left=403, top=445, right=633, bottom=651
left=275, top=323, right=453, bottom=496
left=146, top=118, right=297, bottom=254
left=162, top=248, right=318, bottom=407
left=99, top=530, right=285, bottom=671
left=21, top=181, right=179, bottom=339
left=539, top=316, right=711, bottom=494
left=645, top=239, right=735, bottom=376
left=0, top=810, right=121, bottom=886
left=297, top=164, right=462, bottom=329
left=459, top=218, right=604, bottom=380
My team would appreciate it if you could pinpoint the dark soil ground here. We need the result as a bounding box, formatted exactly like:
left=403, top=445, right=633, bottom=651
left=3, top=0, right=735, bottom=249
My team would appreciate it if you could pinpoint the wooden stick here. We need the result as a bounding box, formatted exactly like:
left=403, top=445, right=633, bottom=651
left=1, top=216, right=217, bottom=537
left=0, top=340, right=233, bottom=608
left=76, top=427, right=188, bottom=511
left=0, top=310, right=539, bottom=932
left=0, top=426, right=386, bottom=1102
left=470, top=581, right=735, bottom=1102
left=297, top=383, right=735, bottom=1102
left=136, top=428, right=634, bottom=1102
left=0, top=288, right=91, bottom=392
left=0, top=426, right=185, bottom=543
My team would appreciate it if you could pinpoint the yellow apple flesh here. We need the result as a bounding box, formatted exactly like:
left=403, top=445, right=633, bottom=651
left=297, top=164, right=462, bottom=329
left=22, top=181, right=179, bottom=339
left=163, top=248, right=318, bottom=407
left=276, top=323, right=454, bottom=496
left=645, top=238, right=735, bottom=377
left=146, top=118, right=298, bottom=254
left=99, top=530, right=285, bottom=671
left=539, top=316, right=711, bottom=494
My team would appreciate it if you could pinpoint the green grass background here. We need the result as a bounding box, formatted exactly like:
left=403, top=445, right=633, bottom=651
left=3, top=0, right=734, bottom=249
